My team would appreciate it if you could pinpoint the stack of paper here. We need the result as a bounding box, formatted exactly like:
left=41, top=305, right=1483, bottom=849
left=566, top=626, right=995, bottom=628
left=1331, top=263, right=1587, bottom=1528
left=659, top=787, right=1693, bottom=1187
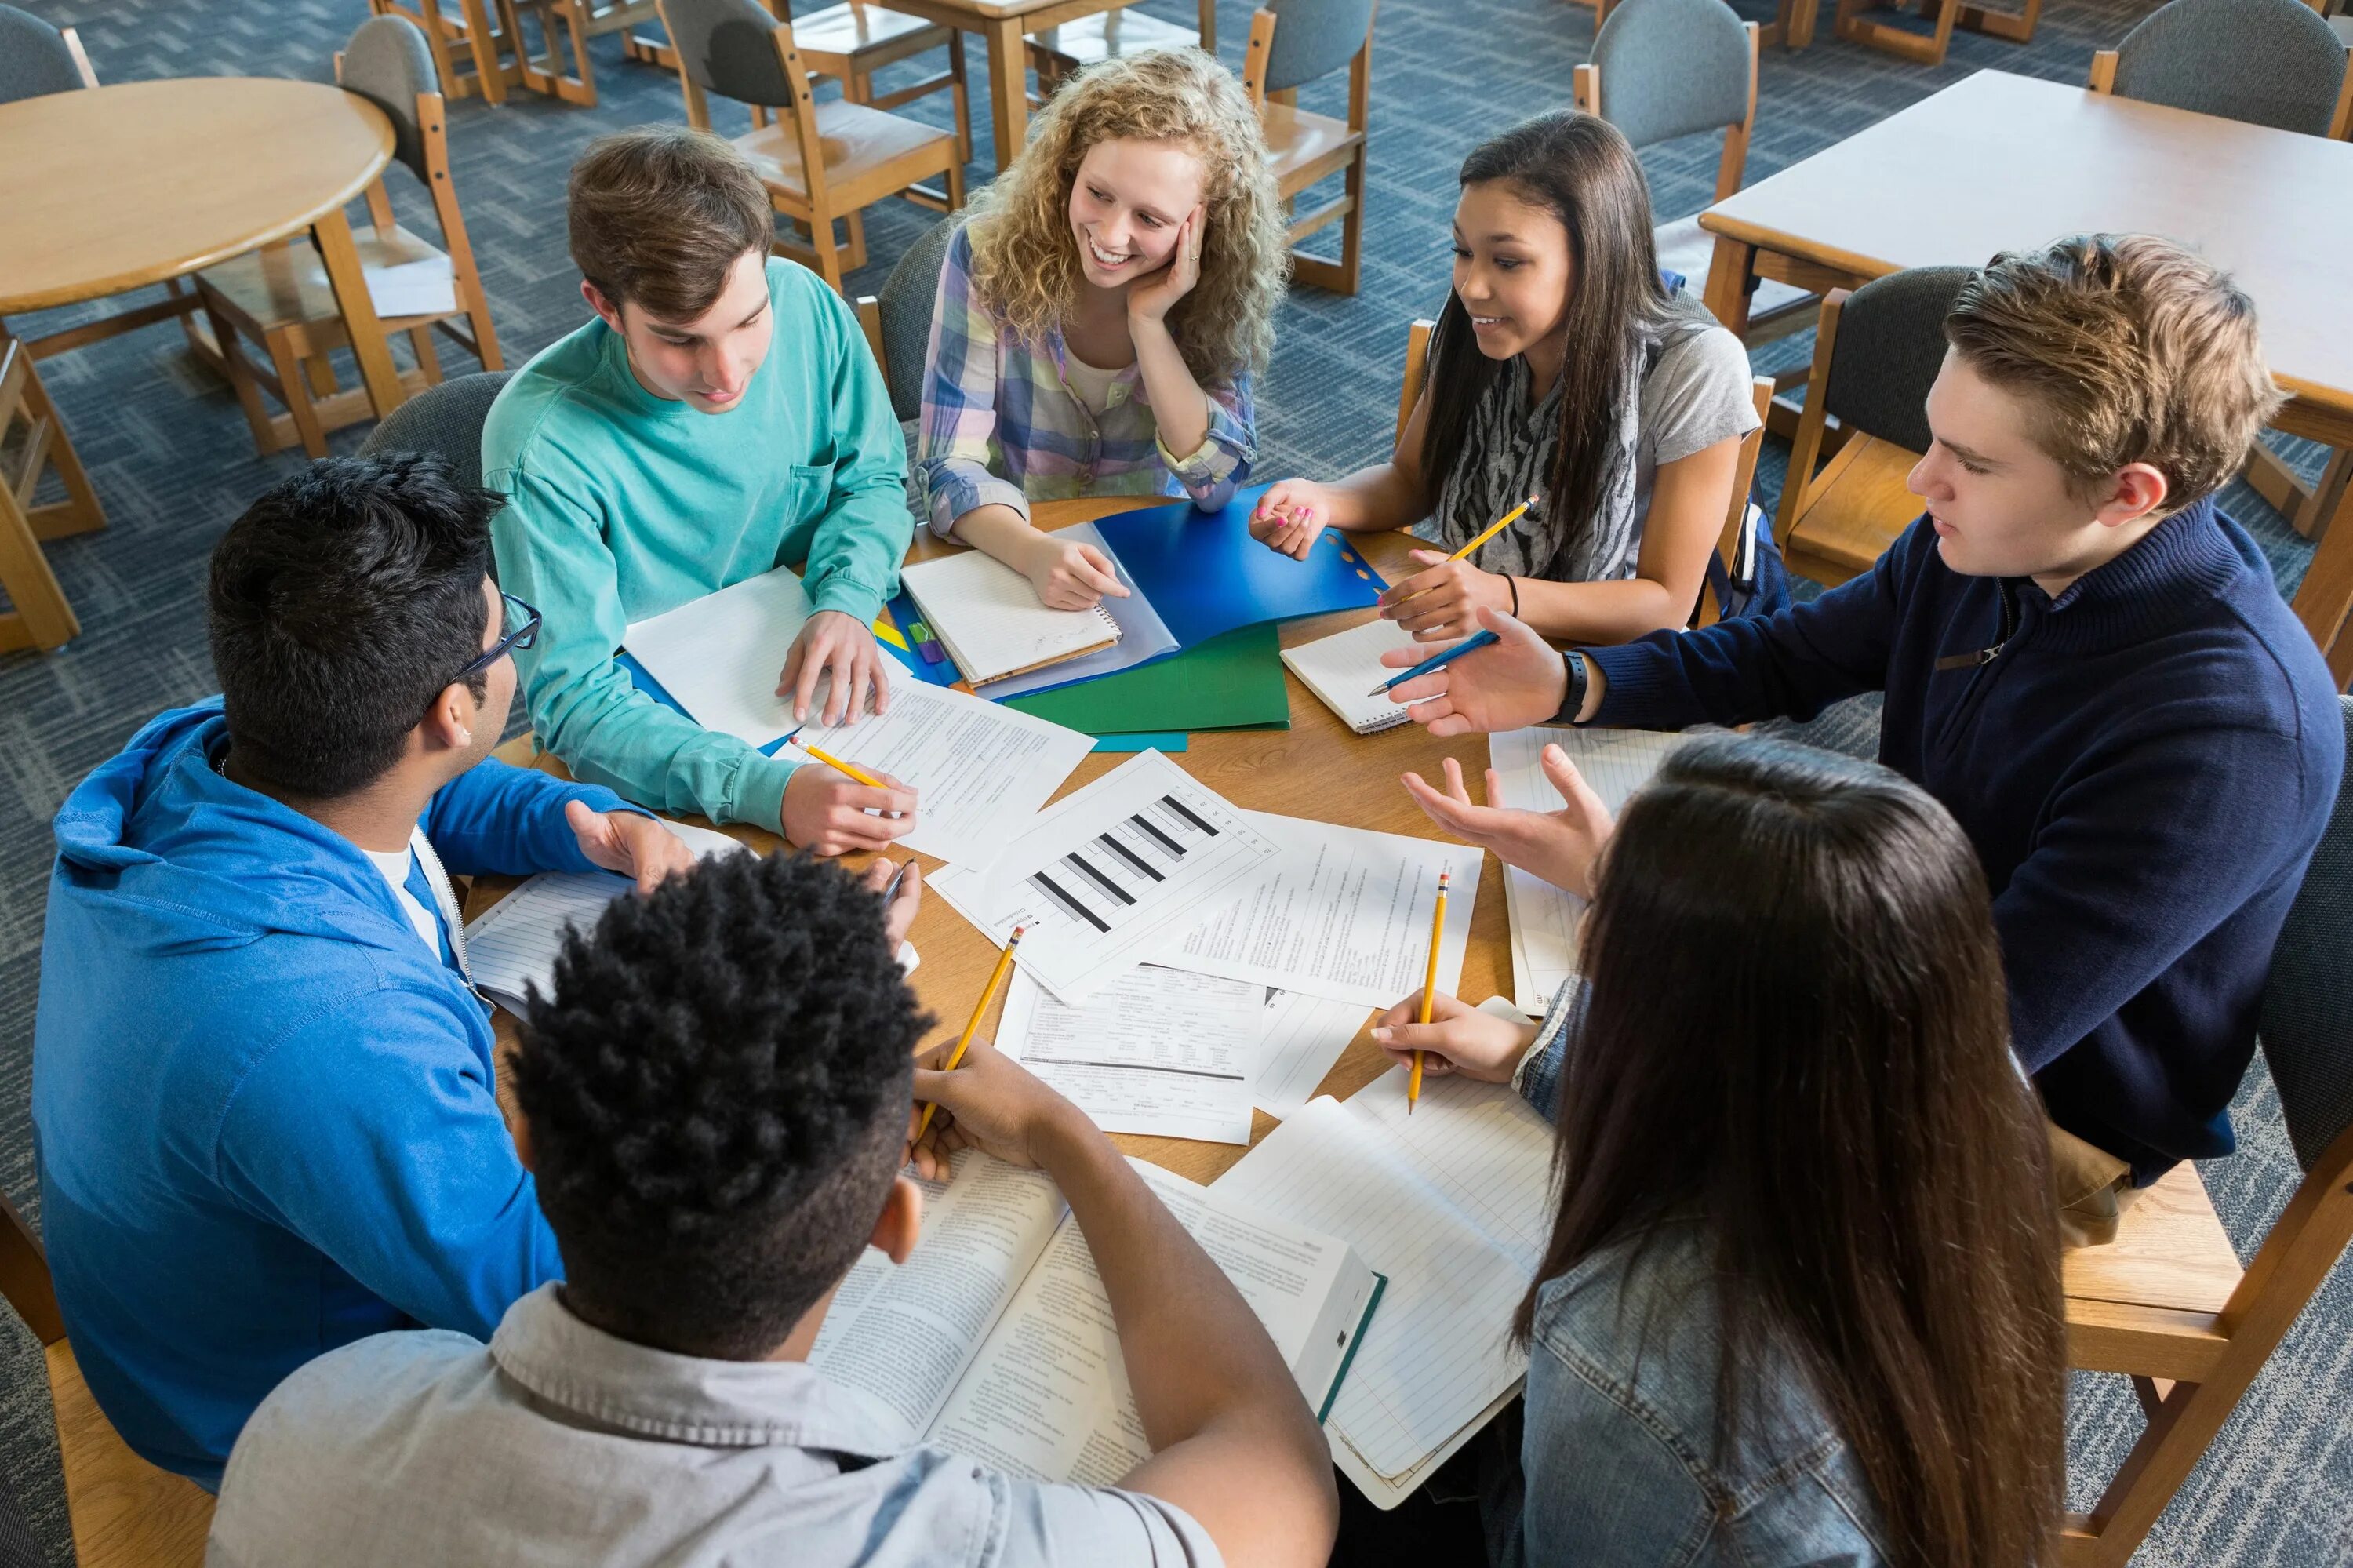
left=1489, top=727, right=1686, bottom=1015
left=1215, top=1068, right=1557, bottom=1507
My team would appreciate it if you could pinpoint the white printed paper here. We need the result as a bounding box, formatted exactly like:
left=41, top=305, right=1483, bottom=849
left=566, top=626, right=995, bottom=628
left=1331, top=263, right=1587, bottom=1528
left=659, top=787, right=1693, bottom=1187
left=927, top=751, right=1281, bottom=1003
left=998, top=966, right=1260, bottom=1144
left=1157, top=813, right=1476, bottom=1010
left=1253, top=990, right=1373, bottom=1122
left=365, top=253, right=458, bottom=318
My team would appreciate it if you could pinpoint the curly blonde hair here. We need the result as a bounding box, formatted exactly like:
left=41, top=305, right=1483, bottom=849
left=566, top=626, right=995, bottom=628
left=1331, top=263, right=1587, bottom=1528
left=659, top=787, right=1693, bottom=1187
left=965, top=48, right=1289, bottom=384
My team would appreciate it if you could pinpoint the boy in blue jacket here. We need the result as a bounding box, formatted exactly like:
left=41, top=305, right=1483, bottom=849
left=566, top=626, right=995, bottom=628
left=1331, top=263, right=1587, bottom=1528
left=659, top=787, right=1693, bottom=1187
left=29, top=456, right=704, bottom=1488
left=1369, top=235, right=2344, bottom=1248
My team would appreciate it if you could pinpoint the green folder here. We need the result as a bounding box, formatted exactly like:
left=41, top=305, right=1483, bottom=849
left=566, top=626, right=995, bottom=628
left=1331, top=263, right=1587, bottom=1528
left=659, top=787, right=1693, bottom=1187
left=1006, top=622, right=1292, bottom=736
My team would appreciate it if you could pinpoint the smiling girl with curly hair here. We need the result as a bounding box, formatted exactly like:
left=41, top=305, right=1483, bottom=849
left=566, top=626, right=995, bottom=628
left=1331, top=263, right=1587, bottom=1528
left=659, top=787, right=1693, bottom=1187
left=916, top=48, right=1289, bottom=609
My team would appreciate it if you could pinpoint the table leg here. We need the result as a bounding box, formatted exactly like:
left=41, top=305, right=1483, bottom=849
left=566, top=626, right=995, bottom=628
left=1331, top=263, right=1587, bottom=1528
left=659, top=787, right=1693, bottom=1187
left=982, top=16, right=1028, bottom=172
left=2293, top=475, right=2353, bottom=690
left=311, top=206, right=408, bottom=423
left=1789, top=0, right=1819, bottom=46
left=1702, top=235, right=1755, bottom=335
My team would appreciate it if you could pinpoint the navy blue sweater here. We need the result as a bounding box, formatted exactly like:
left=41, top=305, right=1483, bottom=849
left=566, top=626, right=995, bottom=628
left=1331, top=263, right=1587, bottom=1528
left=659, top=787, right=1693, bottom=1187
left=1582, top=500, right=2343, bottom=1179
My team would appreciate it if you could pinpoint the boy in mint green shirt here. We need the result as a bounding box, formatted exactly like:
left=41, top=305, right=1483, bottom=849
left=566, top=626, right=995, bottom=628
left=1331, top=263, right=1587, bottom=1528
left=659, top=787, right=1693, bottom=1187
left=485, top=126, right=918, bottom=854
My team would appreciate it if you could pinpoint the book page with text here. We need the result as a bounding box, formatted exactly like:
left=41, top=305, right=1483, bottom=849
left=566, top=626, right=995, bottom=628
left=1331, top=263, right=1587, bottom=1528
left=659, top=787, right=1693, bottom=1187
left=808, top=1155, right=1066, bottom=1441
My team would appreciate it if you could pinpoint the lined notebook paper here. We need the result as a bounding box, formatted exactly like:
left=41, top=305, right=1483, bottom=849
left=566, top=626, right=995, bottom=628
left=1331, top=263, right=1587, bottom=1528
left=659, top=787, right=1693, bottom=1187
left=900, top=548, right=1122, bottom=686
left=1213, top=1068, right=1555, bottom=1504
left=621, top=566, right=813, bottom=746
left=1281, top=617, right=1419, bottom=734
left=1490, top=727, right=1688, bottom=1014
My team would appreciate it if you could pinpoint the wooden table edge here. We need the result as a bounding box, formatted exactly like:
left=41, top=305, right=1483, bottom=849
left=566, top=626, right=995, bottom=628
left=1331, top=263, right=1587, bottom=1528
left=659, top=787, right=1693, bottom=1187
left=0, top=87, right=397, bottom=315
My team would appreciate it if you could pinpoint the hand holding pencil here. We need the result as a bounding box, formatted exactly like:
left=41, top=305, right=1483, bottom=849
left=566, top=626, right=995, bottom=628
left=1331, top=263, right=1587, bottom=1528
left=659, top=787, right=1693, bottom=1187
left=913, top=927, right=1023, bottom=1144
left=1380, top=495, right=1538, bottom=642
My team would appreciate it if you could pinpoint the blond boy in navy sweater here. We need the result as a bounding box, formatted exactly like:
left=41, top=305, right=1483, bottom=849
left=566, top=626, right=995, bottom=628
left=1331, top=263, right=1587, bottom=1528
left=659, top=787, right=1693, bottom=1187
left=1368, top=235, right=2344, bottom=1248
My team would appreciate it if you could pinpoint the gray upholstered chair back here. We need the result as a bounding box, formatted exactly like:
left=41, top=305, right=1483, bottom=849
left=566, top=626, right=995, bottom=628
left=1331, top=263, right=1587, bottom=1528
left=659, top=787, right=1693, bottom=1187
left=2259, top=694, right=2353, bottom=1172
left=357, top=371, right=515, bottom=489
left=1590, top=0, right=1751, bottom=150
left=0, top=4, right=87, bottom=103
left=878, top=216, right=962, bottom=422
left=1257, top=0, right=1375, bottom=97
left=2111, top=0, right=2348, bottom=137
left=341, top=14, right=438, bottom=184
left=1819, top=266, right=1972, bottom=457
left=664, top=0, right=799, bottom=108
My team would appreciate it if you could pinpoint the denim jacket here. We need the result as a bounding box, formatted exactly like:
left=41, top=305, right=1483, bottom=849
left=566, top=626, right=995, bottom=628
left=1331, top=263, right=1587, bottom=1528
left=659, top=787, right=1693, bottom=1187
left=1494, top=984, right=1889, bottom=1568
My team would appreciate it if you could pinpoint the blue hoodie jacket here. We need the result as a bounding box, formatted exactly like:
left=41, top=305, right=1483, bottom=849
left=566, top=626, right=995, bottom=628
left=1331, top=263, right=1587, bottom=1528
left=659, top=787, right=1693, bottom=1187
left=32, top=699, right=635, bottom=1489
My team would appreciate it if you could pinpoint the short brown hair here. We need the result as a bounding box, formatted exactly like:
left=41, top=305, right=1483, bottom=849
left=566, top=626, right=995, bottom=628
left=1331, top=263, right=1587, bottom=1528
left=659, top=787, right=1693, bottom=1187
left=1944, top=234, right=2284, bottom=511
left=567, top=126, right=773, bottom=319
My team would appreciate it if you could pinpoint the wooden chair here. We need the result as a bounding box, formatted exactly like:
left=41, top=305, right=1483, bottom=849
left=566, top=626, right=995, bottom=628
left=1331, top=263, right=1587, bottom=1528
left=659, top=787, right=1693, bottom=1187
left=497, top=0, right=665, bottom=105
left=1774, top=268, right=1970, bottom=589
left=1028, top=0, right=1217, bottom=104
left=367, top=0, right=519, bottom=103
left=1241, top=0, right=1377, bottom=297
left=853, top=215, right=960, bottom=418
left=0, top=1191, right=213, bottom=1566
left=1574, top=0, right=1812, bottom=357
left=2060, top=691, right=2353, bottom=1565
left=192, top=16, right=502, bottom=460
left=1395, top=316, right=1434, bottom=448
left=1693, top=377, right=1775, bottom=628
left=0, top=332, right=104, bottom=653
left=660, top=0, right=963, bottom=293
left=1832, top=0, right=2041, bottom=67
left=633, top=1, right=977, bottom=166
left=2089, top=0, right=2353, bottom=139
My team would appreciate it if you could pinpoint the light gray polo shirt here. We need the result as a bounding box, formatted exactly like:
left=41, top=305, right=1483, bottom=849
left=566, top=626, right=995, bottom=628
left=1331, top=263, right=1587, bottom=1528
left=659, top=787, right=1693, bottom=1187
left=208, top=1283, right=1222, bottom=1567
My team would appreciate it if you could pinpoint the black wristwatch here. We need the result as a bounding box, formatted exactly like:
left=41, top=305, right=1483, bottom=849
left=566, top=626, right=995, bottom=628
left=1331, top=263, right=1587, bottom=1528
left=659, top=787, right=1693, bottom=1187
left=1556, top=650, right=1590, bottom=726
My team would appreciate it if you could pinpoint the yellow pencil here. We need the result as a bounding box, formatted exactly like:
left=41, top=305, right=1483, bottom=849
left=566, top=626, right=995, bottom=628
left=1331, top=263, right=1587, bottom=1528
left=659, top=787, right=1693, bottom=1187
left=915, top=926, right=1024, bottom=1141
left=795, top=739, right=886, bottom=789
left=1390, top=496, right=1539, bottom=608
left=1409, top=868, right=1449, bottom=1113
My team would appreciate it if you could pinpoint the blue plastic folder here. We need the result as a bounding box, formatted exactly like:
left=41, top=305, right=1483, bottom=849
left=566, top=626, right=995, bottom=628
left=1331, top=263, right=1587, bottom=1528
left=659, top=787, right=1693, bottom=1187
left=1089, top=484, right=1385, bottom=649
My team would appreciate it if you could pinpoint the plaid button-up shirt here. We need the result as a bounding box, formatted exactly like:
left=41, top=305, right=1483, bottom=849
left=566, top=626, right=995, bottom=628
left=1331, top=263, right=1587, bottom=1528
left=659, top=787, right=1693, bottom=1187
left=916, top=225, right=1257, bottom=538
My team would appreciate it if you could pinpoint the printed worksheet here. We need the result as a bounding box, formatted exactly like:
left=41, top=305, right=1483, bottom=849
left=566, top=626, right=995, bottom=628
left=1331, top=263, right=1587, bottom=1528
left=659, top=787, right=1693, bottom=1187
left=784, top=684, right=1092, bottom=871
left=996, top=966, right=1262, bottom=1144
left=927, top=751, right=1282, bottom=1003
left=1252, top=990, right=1375, bottom=1122
left=1157, top=813, right=1476, bottom=1010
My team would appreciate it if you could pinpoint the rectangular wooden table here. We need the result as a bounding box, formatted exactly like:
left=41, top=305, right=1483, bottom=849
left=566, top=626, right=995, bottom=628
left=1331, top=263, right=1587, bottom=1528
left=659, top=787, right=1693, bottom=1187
left=1697, top=69, right=2353, bottom=685
left=480, top=497, right=1515, bottom=1188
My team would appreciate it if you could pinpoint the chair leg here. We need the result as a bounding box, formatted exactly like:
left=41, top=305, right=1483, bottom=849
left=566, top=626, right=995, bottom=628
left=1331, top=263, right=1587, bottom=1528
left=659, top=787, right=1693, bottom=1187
left=200, top=297, right=283, bottom=458
left=409, top=326, right=446, bottom=385
left=947, top=30, right=974, bottom=166
left=456, top=0, right=511, bottom=104
left=263, top=332, right=333, bottom=460
left=303, top=351, right=339, bottom=401
left=13, top=349, right=105, bottom=538
left=809, top=205, right=846, bottom=293
left=945, top=155, right=966, bottom=213
left=0, top=479, right=78, bottom=653
left=1335, top=145, right=1365, bottom=296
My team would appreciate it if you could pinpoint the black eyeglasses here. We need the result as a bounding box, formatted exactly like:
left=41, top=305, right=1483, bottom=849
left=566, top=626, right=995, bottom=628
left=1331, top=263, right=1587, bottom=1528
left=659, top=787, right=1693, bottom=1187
left=453, top=592, right=541, bottom=684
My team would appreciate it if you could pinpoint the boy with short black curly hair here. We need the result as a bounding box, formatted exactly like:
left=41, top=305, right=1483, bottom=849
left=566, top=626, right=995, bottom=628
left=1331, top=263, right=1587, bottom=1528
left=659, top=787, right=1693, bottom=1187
left=209, top=851, right=1340, bottom=1568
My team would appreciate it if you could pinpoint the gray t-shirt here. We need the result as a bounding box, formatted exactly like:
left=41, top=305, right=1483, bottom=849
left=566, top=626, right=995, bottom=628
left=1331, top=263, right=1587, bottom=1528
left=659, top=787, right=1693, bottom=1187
left=1428, top=322, right=1761, bottom=584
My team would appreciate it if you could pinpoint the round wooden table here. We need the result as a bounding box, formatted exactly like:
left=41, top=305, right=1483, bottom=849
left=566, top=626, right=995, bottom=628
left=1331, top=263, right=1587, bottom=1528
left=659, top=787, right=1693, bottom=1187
left=0, top=77, right=406, bottom=426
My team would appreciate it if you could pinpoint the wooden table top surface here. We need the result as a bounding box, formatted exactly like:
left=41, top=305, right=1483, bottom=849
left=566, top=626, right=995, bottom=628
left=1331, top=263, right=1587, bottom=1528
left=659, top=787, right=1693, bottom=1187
left=1699, top=69, right=2353, bottom=429
left=0, top=78, right=393, bottom=315
left=482, top=497, right=1516, bottom=1188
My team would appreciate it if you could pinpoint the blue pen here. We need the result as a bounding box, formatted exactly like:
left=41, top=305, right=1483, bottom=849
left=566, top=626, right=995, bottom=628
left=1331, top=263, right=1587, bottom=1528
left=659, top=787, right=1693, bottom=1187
left=1367, top=629, right=1500, bottom=697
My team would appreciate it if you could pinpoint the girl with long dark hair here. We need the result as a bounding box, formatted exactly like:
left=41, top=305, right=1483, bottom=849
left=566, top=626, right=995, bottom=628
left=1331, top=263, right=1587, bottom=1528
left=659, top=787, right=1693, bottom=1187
left=1248, top=111, right=1766, bottom=644
left=1369, top=737, right=2065, bottom=1567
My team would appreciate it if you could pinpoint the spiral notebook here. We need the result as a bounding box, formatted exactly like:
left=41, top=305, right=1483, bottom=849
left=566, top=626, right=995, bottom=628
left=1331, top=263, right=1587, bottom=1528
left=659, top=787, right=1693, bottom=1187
left=900, top=547, right=1122, bottom=686
left=1280, top=617, right=1420, bottom=735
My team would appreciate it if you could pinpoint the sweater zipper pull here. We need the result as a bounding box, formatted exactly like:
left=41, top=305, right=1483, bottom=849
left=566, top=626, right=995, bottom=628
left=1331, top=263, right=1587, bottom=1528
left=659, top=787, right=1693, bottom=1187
left=1935, top=644, right=2002, bottom=672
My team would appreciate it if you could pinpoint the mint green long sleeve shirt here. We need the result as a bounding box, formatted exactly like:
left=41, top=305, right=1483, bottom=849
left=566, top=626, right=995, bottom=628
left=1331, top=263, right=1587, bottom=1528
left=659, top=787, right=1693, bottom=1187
left=483, top=259, right=914, bottom=830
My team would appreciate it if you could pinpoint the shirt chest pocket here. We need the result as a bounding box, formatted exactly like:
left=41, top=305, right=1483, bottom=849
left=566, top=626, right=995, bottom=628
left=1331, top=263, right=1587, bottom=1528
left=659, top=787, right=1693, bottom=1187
left=720, top=464, right=829, bottom=580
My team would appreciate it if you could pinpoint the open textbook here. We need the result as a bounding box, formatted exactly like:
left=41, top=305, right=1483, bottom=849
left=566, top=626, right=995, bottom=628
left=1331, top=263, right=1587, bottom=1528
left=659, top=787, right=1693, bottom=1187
left=1214, top=1068, right=1555, bottom=1508
left=808, top=1153, right=1384, bottom=1484
left=1489, top=726, right=1688, bottom=1014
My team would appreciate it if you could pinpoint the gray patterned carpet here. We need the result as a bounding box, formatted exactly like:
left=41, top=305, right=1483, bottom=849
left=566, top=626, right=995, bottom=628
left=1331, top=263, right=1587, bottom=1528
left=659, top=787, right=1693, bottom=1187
left=2, top=0, right=2346, bottom=1562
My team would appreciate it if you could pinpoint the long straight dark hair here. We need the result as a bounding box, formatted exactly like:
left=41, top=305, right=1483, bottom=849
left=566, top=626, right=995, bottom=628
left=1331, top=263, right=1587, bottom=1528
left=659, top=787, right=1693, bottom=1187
left=1419, top=111, right=1671, bottom=549
left=1515, top=737, right=2064, bottom=1568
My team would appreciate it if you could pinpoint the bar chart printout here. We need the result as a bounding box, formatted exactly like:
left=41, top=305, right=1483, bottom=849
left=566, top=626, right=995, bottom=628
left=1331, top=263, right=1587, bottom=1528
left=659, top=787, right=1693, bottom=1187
left=927, top=750, right=1282, bottom=1003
